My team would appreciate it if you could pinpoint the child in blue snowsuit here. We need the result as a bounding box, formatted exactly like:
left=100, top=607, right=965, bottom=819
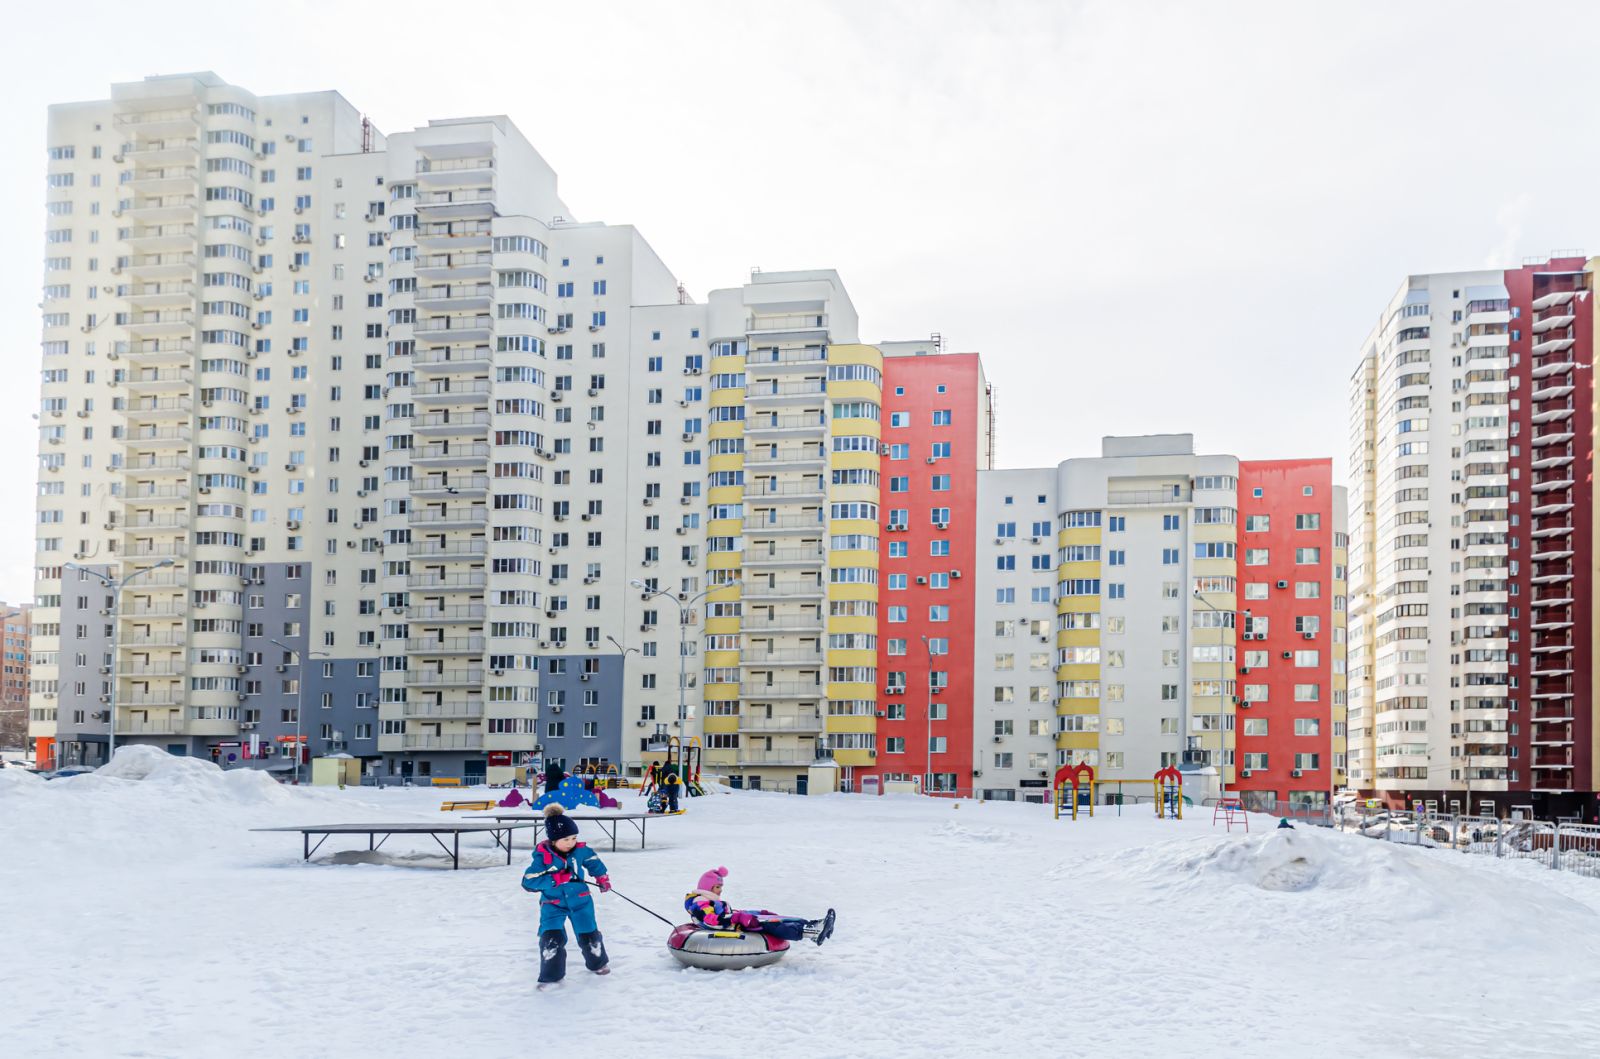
left=522, top=804, right=612, bottom=986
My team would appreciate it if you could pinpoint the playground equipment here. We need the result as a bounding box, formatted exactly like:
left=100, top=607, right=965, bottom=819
left=666, top=923, right=790, bottom=971
left=1154, top=766, right=1184, bottom=820
left=643, top=739, right=706, bottom=798
left=576, top=762, right=628, bottom=790
left=1212, top=796, right=1249, bottom=832
left=1053, top=763, right=1096, bottom=820
left=531, top=776, right=602, bottom=811
left=1055, top=765, right=1186, bottom=820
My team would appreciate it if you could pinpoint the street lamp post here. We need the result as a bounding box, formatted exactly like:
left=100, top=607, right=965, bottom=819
left=66, top=558, right=174, bottom=766
left=268, top=639, right=327, bottom=785
left=629, top=578, right=740, bottom=780
left=1191, top=589, right=1238, bottom=802
left=605, top=635, right=640, bottom=775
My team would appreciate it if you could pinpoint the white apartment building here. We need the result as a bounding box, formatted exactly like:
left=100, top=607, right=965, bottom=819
left=973, top=468, right=1058, bottom=801
left=1347, top=269, right=1512, bottom=805
left=31, top=73, right=894, bottom=786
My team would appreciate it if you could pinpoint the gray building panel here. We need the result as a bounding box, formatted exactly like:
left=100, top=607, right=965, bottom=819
left=537, top=652, right=624, bottom=773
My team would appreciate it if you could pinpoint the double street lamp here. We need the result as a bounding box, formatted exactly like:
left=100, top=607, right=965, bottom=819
left=629, top=578, right=740, bottom=778
left=65, top=558, right=175, bottom=765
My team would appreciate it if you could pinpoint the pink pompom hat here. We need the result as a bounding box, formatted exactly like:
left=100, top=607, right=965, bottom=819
left=697, top=866, right=727, bottom=891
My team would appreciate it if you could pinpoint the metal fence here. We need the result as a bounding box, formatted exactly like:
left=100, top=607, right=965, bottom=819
left=1319, top=806, right=1600, bottom=879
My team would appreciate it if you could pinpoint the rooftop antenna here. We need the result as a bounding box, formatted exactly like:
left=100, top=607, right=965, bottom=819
left=361, top=115, right=373, bottom=153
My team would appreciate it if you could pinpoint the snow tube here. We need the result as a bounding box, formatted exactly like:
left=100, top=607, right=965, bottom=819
left=666, top=923, right=789, bottom=970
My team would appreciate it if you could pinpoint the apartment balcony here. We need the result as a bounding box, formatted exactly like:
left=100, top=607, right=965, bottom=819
left=413, top=188, right=496, bottom=219
left=124, top=338, right=195, bottom=365
left=745, top=480, right=826, bottom=503
left=408, top=507, right=489, bottom=531
left=414, top=282, right=495, bottom=312
left=412, top=346, right=494, bottom=374
left=114, top=716, right=184, bottom=735
left=118, top=252, right=196, bottom=281
left=414, top=251, right=494, bottom=282
left=1107, top=486, right=1194, bottom=506
left=122, top=610, right=184, bottom=624
left=125, top=538, right=188, bottom=559
left=414, top=157, right=495, bottom=187
left=745, top=346, right=829, bottom=373
left=120, top=139, right=200, bottom=166
left=120, top=194, right=198, bottom=226
left=1531, top=452, right=1574, bottom=471
left=123, top=454, right=191, bottom=476
left=405, top=636, right=486, bottom=656
left=744, top=412, right=828, bottom=437
left=411, top=410, right=491, bottom=437
left=738, top=713, right=825, bottom=733
left=119, top=632, right=186, bottom=648
left=484, top=731, right=539, bottom=752
left=120, top=691, right=184, bottom=709
left=115, top=105, right=200, bottom=136
left=1531, top=682, right=1575, bottom=701
left=410, top=474, right=490, bottom=499
left=1532, top=354, right=1576, bottom=379
left=1531, top=499, right=1574, bottom=518
left=122, top=397, right=192, bottom=424
left=1531, top=724, right=1575, bottom=746
left=118, top=665, right=183, bottom=681
left=400, top=733, right=485, bottom=751
left=122, top=369, right=193, bottom=395
left=123, top=280, right=195, bottom=310
left=1532, top=705, right=1575, bottom=725
left=744, top=511, right=827, bottom=537
left=746, top=314, right=828, bottom=337
left=121, top=428, right=192, bottom=451
left=413, top=223, right=493, bottom=252
left=742, top=545, right=826, bottom=569
left=124, top=483, right=189, bottom=503
left=123, top=224, right=199, bottom=256
left=736, top=749, right=823, bottom=767
left=1532, top=334, right=1575, bottom=356
left=1532, top=381, right=1576, bottom=403
left=412, top=442, right=491, bottom=467
left=407, top=539, right=488, bottom=561
left=1532, top=474, right=1576, bottom=495
left=123, top=513, right=189, bottom=532
left=412, top=378, right=493, bottom=406
left=1531, top=518, right=1575, bottom=540
left=740, top=612, right=826, bottom=634
left=124, top=309, right=196, bottom=338
left=124, top=164, right=199, bottom=196
left=740, top=648, right=824, bottom=666
left=1532, top=543, right=1575, bottom=562
left=1530, top=567, right=1575, bottom=586
left=742, top=581, right=825, bottom=602
left=415, top=315, right=494, bottom=345
left=744, top=447, right=827, bottom=471
left=740, top=682, right=823, bottom=700
left=405, top=603, right=486, bottom=623
left=401, top=700, right=486, bottom=720
left=406, top=571, right=488, bottom=591
left=1531, top=402, right=1576, bottom=425
left=404, top=669, right=486, bottom=689
left=745, top=380, right=828, bottom=406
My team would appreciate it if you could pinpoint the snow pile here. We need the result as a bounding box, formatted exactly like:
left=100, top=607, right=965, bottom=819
left=6, top=778, right=1600, bottom=1055
left=66, top=745, right=293, bottom=806
left=0, top=766, right=43, bottom=797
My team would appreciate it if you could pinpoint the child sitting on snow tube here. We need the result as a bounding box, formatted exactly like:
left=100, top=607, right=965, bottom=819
left=684, top=867, right=834, bottom=946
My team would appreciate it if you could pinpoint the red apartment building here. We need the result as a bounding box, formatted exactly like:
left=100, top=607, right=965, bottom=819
left=862, top=348, right=991, bottom=795
left=1505, top=257, right=1595, bottom=815
left=1233, top=462, right=1347, bottom=809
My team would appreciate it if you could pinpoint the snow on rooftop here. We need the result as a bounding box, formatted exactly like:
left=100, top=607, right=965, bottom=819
left=3, top=750, right=1599, bottom=1055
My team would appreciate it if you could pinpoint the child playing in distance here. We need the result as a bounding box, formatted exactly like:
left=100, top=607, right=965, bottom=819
left=522, top=804, right=612, bottom=989
left=685, top=866, right=835, bottom=946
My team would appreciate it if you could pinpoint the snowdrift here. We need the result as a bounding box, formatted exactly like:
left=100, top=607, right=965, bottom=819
left=52, top=745, right=292, bottom=806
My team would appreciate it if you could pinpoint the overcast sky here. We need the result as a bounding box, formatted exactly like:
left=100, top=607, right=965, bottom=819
left=2, top=0, right=1596, bottom=601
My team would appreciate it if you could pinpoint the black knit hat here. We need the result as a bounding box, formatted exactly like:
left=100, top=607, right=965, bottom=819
left=544, top=803, right=580, bottom=842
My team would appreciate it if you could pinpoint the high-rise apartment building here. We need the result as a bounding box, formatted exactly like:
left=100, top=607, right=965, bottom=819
left=0, top=604, right=31, bottom=754
left=32, top=73, right=1346, bottom=801
left=1348, top=255, right=1597, bottom=817
left=959, top=437, right=1345, bottom=807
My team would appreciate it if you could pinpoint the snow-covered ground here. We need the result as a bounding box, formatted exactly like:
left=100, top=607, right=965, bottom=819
left=4, top=750, right=1600, bottom=1058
